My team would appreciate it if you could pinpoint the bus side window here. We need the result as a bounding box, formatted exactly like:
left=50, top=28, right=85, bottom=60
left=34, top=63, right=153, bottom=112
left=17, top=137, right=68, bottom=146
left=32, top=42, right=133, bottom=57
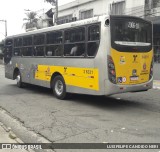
left=34, top=46, right=45, bottom=57
left=22, top=47, right=33, bottom=56
left=64, top=27, right=85, bottom=57
left=14, top=48, right=21, bottom=56
left=88, top=25, right=100, bottom=41
left=14, top=38, right=22, bottom=56
left=23, top=36, right=32, bottom=46
left=22, top=36, right=33, bottom=57
left=14, top=38, right=22, bottom=47
left=34, top=34, right=45, bottom=45
left=47, top=31, right=62, bottom=44
left=5, top=39, right=13, bottom=46
left=46, top=31, right=63, bottom=57
left=46, top=45, right=62, bottom=57
left=87, top=24, right=100, bottom=57
left=87, top=42, right=99, bottom=56
left=4, top=39, right=13, bottom=64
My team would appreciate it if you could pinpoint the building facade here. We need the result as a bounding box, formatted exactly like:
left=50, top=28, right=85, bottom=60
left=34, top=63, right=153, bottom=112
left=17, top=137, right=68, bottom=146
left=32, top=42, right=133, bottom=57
left=56, top=0, right=146, bottom=23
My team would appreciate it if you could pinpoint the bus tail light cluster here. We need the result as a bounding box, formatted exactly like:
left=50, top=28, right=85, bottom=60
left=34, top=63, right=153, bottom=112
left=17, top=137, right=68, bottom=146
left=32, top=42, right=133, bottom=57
left=149, top=59, right=153, bottom=80
left=108, top=55, right=116, bottom=84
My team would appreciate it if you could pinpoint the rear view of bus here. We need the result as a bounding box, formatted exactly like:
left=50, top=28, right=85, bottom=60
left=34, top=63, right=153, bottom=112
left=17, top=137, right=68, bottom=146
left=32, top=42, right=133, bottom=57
left=107, top=16, right=153, bottom=95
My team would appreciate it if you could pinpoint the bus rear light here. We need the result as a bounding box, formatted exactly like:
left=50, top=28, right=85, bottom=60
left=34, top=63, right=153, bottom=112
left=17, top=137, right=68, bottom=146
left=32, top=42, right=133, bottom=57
left=110, top=70, right=115, bottom=76
left=88, top=76, right=94, bottom=78
left=149, top=59, right=153, bottom=80
left=108, top=55, right=116, bottom=84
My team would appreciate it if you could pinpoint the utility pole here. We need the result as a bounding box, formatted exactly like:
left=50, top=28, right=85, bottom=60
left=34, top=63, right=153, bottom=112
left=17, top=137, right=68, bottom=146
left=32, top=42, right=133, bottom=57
left=0, top=20, right=7, bottom=37
left=55, top=0, right=58, bottom=25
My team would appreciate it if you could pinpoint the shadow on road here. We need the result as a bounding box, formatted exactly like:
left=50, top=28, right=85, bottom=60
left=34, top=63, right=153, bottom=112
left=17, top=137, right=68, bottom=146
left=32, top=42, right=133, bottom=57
left=70, top=94, right=145, bottom=110
left=6, top=83, right=147, bottom=111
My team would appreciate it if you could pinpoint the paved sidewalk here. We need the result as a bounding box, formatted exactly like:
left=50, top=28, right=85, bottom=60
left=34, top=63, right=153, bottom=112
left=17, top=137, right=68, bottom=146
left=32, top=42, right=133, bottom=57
left=0, top=122, right=28, bottom=152
left=153, top=80, right=160, bottom=90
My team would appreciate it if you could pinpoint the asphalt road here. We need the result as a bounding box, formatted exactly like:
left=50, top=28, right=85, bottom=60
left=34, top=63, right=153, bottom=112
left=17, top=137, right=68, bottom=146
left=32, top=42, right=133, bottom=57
left=0, top=64, right=160, bottom=152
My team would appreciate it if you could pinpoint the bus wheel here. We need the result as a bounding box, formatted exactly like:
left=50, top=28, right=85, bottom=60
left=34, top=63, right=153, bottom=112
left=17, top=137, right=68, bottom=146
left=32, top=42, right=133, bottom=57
left=52, top=75, right=67, bottom=100
left=16, top=71, right=24, bottom=88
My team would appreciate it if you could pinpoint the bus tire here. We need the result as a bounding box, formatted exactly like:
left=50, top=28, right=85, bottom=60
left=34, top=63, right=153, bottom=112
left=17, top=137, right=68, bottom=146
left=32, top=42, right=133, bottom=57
left=16, top=71, right=24, bottom=88
left=52, top=75, right=67, bottom=100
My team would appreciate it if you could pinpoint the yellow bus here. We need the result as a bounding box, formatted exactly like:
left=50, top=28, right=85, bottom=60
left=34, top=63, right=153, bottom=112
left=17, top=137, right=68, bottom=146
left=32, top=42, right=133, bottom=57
left=4, top=15, right=153, bottom=99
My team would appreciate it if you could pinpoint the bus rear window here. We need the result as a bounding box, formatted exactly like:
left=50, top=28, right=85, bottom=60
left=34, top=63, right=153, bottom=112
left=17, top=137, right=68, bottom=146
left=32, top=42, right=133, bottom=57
left=111, top=17, right=152, bottom=52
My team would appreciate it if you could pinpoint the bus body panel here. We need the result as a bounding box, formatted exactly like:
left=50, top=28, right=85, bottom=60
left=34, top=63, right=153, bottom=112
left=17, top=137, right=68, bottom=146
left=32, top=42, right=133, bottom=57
left=10, top=57, right=104, bottom=95
left=105, top=78, right=153, bottom=96
left=111, top=48, right=153, bottom=85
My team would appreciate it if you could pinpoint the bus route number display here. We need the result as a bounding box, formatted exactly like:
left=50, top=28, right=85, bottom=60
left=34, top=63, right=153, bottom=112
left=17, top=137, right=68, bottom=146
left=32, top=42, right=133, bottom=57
left=128, top=22, right=140, bottom=29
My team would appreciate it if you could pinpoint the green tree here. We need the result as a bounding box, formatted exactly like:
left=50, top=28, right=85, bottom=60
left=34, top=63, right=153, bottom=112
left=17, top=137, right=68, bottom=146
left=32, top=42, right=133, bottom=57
left=45, top=0, right=56, bottom=5
left=23, top=11, right=39, bottom=31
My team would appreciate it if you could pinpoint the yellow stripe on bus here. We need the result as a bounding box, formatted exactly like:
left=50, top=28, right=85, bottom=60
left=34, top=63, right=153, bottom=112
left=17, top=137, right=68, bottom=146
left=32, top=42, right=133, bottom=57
left=35, top=65, right=99, bottom=91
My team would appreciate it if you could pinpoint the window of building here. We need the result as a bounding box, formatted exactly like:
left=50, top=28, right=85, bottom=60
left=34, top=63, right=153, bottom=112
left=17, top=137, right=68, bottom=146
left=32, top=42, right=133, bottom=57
left=80, top=9, right=93, bottom=20
left=87, top=24, right=100, bottom=57
left=110, top=1, right=125, bottom=15
left=64, top=27, right=85, bottom=57
left=57, top=15, right=73, bottom=24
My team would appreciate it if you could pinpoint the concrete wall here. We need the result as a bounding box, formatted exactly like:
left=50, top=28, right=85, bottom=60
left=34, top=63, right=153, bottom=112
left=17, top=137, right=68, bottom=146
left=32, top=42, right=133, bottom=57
left=125, top=0, right=145, bottom=17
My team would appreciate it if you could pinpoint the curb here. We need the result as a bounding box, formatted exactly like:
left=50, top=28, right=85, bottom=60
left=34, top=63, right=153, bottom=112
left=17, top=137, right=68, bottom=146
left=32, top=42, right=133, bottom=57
left=0, top=107, right=54, bottom=152
left=0, top=121, right=34, bottom=152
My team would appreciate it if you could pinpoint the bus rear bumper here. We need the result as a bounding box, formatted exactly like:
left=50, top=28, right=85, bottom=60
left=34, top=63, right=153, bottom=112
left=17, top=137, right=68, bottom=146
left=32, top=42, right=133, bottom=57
left=104, top=79, right=153, bottom=96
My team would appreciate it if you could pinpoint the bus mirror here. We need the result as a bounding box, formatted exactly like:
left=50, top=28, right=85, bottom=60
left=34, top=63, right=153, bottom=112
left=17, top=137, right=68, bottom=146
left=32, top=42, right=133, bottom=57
left=105, top=19, right=110, bottom=26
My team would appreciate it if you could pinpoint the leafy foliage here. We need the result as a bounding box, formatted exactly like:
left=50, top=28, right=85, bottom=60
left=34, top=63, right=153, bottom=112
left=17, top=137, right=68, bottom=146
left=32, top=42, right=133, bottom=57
left=23, top=11, right=39, bottom=30
left=44, top=0, right=56, bottom=6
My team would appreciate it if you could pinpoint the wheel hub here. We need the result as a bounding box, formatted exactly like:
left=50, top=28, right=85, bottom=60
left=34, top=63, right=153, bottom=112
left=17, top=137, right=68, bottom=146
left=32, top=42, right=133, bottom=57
left=55, top=80, right=63, bottom=95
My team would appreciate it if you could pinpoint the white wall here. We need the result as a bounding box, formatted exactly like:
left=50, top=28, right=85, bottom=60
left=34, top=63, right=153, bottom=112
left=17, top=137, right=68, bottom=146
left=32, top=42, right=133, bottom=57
left=58, top=0, right=108, bottom=19
left=125, top=0, right=145, bottom=17
left=56, top=0, right=146, bottom=22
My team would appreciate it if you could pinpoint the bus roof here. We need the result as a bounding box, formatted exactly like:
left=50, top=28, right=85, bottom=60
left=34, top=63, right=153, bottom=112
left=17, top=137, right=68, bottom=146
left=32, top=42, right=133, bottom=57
left=6, top=15, right=108, bottom=39
left=6, top=14, right=151, bottom=39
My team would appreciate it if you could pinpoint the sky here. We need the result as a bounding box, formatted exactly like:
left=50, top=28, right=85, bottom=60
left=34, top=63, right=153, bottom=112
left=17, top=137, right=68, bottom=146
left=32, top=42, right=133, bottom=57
left=0, top=0, right=75, bottom=41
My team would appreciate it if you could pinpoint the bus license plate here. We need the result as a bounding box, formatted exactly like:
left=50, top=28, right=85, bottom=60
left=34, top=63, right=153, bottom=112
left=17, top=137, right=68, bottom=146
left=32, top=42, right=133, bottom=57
left=130, top=76, right=139, bottom=81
